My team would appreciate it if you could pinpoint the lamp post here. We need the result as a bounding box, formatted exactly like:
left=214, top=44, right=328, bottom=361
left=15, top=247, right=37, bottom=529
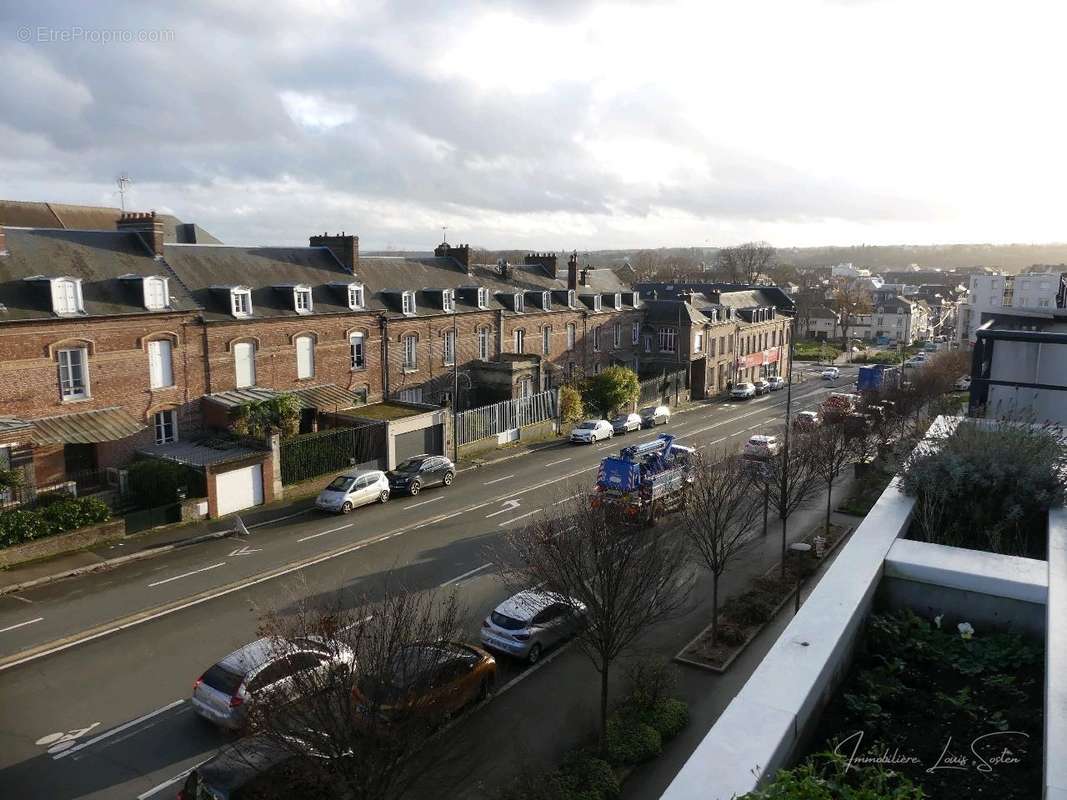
left=452, top=302, right=459, bottom=463
left=789, top=541, right=812, bottom=614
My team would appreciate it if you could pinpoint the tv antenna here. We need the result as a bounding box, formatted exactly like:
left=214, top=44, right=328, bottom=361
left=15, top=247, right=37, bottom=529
left=441, top=226, right=448, bottom=244
left=116, top=174, right=132, bottom=211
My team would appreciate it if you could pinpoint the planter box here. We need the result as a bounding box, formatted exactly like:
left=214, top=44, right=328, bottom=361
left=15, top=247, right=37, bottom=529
left=0, top=519, right=126, bottom=569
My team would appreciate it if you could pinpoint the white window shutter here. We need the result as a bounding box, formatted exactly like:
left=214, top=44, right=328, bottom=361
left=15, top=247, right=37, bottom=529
left=235, top=342, right=255, bottom=387
left=296, top=336, right=314, bottom=379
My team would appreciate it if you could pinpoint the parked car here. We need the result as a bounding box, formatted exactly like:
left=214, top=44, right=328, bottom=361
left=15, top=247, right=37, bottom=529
left=387, top=455, right=455, bottom=496
left=794, top=410, right=821, bottom=430
left=639, top=405, right=671, bottom=427
left=730, top=382, right=756, bottom=399
left=820, top=367, right=840, bottom=380
left=352, top=642, right=496, bottom=720
left=191, top=637, right=355, bottom=731
left=570, top=419, right=614, bottom=443
left=480, top=590, right=586, bottom=664
left=766, top=376, right=786, bottom=391
left=179, top=736, right=300, bottom=800
left=610, top=412, right=643, bottom=434
left=955, top=375, right=971, bottom=391
left=743, top=434, right=782, bottom=458
left=752, top=379, right=770, bottom=396
left=315, top=469, right=390, bottom=514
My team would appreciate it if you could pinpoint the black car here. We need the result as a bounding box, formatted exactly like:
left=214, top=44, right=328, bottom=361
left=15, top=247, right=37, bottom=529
left=179, top=735, right=333, bottom=800
left=387, top=455, right=456, bottom=496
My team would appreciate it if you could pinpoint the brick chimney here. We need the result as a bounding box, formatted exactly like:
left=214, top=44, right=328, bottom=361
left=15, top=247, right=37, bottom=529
left=567, top=251, right=578, bottom=291
left=524, top=251, right=558, bottom=278
left=117, top=211, right=164, bottom=257
left=434, top=241, right=471, bottom=272
left=310, top=232, right=359, bottom=272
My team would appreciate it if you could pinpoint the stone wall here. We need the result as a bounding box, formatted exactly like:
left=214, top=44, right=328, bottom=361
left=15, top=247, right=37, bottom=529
left=0, top=518, right=126, bottom=569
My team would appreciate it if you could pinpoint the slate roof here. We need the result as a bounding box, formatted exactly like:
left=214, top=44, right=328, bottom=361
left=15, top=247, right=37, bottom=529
left=0, top=228, right=200, bottom=321
left=635, top=282, right=796, bottom=313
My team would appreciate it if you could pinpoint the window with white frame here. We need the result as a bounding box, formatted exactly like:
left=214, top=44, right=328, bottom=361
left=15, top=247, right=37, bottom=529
left=632, top=294, right=641, bottom=309
left=231, top=288, right=252, bottom=317
left=348, top=284, right=365, bottom=310
left=294, top=287, right=313, bottom=314
left=566, top=322, right=576, bottom=350
left=514, top=329, right=525, bottom=353
left=144, top=277, right=169, bottom=310
left=403, top=334, right=417, bottom=369
left=51, top=278, right=84, bottom=315
left=658, top=327, right=677, bottom=353
left=613, top=323, right=621, bottom=349
left=442, top=290, right=454, bottom=313
left=514, top=293, right=525, bottom=313
left=478, top=327, right=490, bottom=360
left=632, top=322, right=640, bottom=345
left=593, top=326, right=601, bottom=352
left=148, top=339, right=174, bottom=388
left=614, top=293, right=622, bottom=309
left=542, top=326, right=551, bottom=355
left=295, top=334, right=315, bottom=379
left=477, top=288, right=489, bottom=309
left=542, top=291, right=551, bottom=311
left=694, top=333, right=703, bottom=352
left=153, top=409, right=178, bottom=444
left=350, top=333, right=365, bottom=369
left=567, top=290, right=576, bottom=308
left=593, top=296, right=602, bottom=312
left=443, top=329, right=455, bottom=365
left=402, top=292, right=416, bottom=315
left=234, top=341, right=256, bottom=388
left=57, top=347, right=89, bottom=399
left=644, top=335, right=653, bottom=353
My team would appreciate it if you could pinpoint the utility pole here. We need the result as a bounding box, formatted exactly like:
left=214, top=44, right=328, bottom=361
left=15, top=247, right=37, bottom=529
left=452, top=301, right=459, bottom=463
left=780, top=318, right=797, bottom=563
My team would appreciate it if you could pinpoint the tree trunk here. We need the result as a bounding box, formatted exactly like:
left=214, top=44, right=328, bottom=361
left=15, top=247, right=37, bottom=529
left=762, top=483, right=769, bottom=536
left=710, top=572, right=720, bottom=646
left=825, top=477, right=833, bottom=537
left=780, top=515, right=789, bottom=579
left=599, top=664, right=610, bottom=755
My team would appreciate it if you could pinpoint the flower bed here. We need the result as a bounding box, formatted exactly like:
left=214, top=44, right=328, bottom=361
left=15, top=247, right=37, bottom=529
left=749, top=609, right=1044, bottom=800
left=675, top=523, right=852, bottom=672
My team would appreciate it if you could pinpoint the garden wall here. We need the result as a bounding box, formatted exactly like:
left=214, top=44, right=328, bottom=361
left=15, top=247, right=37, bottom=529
left=457, top=418, right=559, bottom=461
left=0, top=519, right=126, bottom=569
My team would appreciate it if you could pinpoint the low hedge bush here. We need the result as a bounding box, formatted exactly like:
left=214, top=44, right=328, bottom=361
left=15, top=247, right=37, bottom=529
left=0, top=496, right=113, bottom=548
left=605, top=716, right=662, bottom=766
left=724, top=591, right=775, bottom=626
left=0, top=509, right=52, bottom=548
left=715, top=622, right=748, bottom=646
left=636, top=698, right=689, bottom=741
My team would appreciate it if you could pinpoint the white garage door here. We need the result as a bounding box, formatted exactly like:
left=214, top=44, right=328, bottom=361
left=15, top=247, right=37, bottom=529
left=215, top=464, right=264, bottom=516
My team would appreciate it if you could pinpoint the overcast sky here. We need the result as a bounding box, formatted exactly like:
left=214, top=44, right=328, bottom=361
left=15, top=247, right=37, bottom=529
left=1, top=1, right=1063, bottom=251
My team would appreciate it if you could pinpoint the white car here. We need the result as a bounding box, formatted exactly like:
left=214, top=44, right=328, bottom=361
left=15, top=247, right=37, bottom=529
left=955, top=375, right=971, bottom=391
left=611, top=412, right=643, bottom=434
left=480, top=590, right=586, bottom=664
left=820, top=367, right=840, bottom=380
left=731, top=383, right=756, bottom=399
left=315, top=469, right=390, bottom=514
left=570, top=419, right=613, bottom=444
left=744, top=434, right=782, bottom=458
left=766, top=376, right=786, bottom=391
left=639, top=405, right=671, bottom=427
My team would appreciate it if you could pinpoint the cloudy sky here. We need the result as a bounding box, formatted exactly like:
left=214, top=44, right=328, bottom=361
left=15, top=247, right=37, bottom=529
left=1, top=0, right=1064, bottom=250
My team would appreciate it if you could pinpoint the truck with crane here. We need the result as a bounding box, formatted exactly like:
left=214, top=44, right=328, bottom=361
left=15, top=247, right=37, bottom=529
left=590, top=433, right=695, bottom=526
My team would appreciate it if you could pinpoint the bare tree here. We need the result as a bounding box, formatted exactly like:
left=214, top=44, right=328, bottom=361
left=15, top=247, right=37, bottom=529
left=833, top=282, right=873, bottom=351
left=715, top=242, right=777, bottom=284
left=807, top=417, right=865, bottom=537
left=246, top=583, right=465, bottom=800
left=680, top=454, right=761, bottom=645
left=766, top=429, right=822, bottom=578
left=499, top=498, right=691, bottom=747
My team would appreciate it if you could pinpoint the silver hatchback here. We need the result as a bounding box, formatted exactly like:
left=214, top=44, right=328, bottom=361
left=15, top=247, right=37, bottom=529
left=480, top=590, right=585, bottom=664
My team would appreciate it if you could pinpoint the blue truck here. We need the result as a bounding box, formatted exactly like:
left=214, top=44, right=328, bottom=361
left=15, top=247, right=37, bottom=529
left=591, top=434, right=694, bottom=526
left=857, top=364, right=900, bottom=393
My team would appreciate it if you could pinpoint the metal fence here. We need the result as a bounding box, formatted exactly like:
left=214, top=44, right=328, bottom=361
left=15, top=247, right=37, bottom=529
left=279, top=422, right=387, bottom=485
left=639, top=367, right=688, bottom=406
left=456, top=390, right=559, bottom=446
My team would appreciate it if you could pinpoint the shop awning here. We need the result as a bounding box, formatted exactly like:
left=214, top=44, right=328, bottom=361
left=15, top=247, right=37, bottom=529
left=205, top=384, right=359, bottom=412
left=31, top=407, right=147, bottom=445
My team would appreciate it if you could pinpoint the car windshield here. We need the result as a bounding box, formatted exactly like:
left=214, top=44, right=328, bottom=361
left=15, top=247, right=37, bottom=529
left=395, top=459, right=426, bottom=473
left=491, top=611, right=527, bottom=630
left=201, top=664, right=244, bottom=695
left=325, top=476, right=355, bottom=492
left=578, top=422, right=597, bottom=430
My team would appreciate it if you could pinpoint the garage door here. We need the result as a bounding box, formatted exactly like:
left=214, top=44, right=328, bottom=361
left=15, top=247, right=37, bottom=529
left=394, top=424, right=443, bottom=464
left=215, top=464, right=264, bottom=516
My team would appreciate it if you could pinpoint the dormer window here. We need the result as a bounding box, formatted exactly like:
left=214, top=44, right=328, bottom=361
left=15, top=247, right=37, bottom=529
left=294, top=286, right=313, bottom=314
left=477, top=287, right=489, bottom=309
left=514, top=293, right=525, bottom=313
left=442, top=290, right=454, bottom=313
left=568, top=290, right=576, bottom=308
left=402, top=291, right=416, bottom=315
left=50, top=277, right=84, bottom=315
left=614, top=293, right=622, bottom=309
left=231, top=288, right=253, bottom=318
left=144, top=277, right=169, bottom=310
left=593, top=296, right=602, bottom=312
left=348, top=283, right=365, bottom=310
left=542, top=291, right=551, bottom=311
left=631, top=293, right=641, bottom=309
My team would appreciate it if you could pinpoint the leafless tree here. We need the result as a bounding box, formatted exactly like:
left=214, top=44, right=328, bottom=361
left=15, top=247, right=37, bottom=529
left=499, top=497, right=691, bottom=747
left=680, top=454, right=761, bottom=645
left=244, top=583, right=464, bottom=800
left=766, top=429, right=822, bottom=578
left=807, top=417, right=865, bottom=537
left=833, top=283, right=873, bottom=351
left=715, top=242, right=777, bottom=284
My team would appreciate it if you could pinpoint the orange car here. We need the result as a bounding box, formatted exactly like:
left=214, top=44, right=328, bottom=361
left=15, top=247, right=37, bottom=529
left=353, top=641, right=496, bottom=721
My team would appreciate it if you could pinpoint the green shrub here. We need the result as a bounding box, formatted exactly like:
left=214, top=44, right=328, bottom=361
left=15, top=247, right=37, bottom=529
left=741, top=753, right=926, bottom=799
left=0, top=509, right=51, bottom=547
left=624, top=659, right=677, bottom=712
left=724, top=592, right=775, bottom=626
left=40, top=499, right=85, bottom=533
left=559, top=384, right=585, bottom=425
left=34, top=490, right=74, bottom=508
left=77, top=497, right=112, bottom=525
left=636, top=698, right=689, bottom=741
left=560, top=753, right=619, bottom=800
left=605, top=716, right=661, bottom=765
left=127, top=458, right=203, bottom=509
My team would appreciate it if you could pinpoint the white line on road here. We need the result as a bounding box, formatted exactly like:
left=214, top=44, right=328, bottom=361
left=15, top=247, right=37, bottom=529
left=137, top=755, right=214, bottom=799
left=483, top=474, right=514, bottom=485
left=498, top=509, right=542, bottom=527
left=486, top=499, right=521, bottom=518
left=53, top=699, right=185, bottom=761
left=0, top=617, right=43, bottom=634
left=552, top=496, right=578, bottom=506
left=147, top=563, right=226, bottom=588
left=442, top=563, right=492, bottom=586
left=544, top=457, right=572, bottom=467
left=296, top=523, right=353, bottom=543
left=403, top=496, right=443, bottom=510
left=10, top=594, right=33, bottom=604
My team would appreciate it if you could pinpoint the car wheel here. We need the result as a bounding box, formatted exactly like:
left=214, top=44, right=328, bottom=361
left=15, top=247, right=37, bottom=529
left=340, top=501, right=353, bottom=514
left=378, top=490, right=390, bottom=503
left=443, top=471, right=454, bottom=486
left=527, top=643, right=543, bottom=665
left=477, top=677, right=490, bottom=702
left=408, top=481, right=420, bottom=496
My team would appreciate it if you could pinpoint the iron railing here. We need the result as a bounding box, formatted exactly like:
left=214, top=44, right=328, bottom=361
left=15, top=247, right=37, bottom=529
left=455, top=390, right=559, bottom=446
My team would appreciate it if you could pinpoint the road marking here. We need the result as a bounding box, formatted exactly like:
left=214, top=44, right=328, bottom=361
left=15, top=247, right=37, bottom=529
left=137, top=755, right=215, bottom=799
left=443, top=563, right=492, bottom=586
left=484, top=474, right=514, bottom=485
left=296, top=523, right=353, bottom=543
left=53, top=699, right=185, bottom=760
left=552, top=496, right=578, bottom=506
left=227, top=545, right=261, bottom=557
left=486, top=499, right=521, bottom=518
left=147, top=563, right=226, bottom=588
left=498, top=509, right=542, bottom=527
left=544, top=457, right=572, bottom=467
left=711, top=437, right=726, bottom=445
left=0, top=617, right=43, bottom=634
left=403, top=496, right=443, bottom=510
left=10, top=594, right=33, bottom=604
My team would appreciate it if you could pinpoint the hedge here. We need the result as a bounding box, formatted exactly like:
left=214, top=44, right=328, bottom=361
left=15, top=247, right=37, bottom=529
left=0, top=497, right=112, bottom=548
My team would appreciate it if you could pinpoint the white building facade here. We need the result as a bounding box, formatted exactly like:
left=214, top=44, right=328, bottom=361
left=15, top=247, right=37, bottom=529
left=959, top=272, right=1066, bottom=347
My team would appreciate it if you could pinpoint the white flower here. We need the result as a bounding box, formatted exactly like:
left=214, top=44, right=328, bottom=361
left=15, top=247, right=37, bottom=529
left=958, top=622, right=975, bottom=640
left=934, top=614, right=943, bottom=629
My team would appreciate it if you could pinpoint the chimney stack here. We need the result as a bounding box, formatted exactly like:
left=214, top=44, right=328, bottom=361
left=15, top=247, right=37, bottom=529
left=117, top=210, right=164, bottom=257
left=434, top=241, right=472, bottom=273
left=497, top=258, right=511, bottom=281
left=524, top=251, right=558, bottom=278
left=310, top=232, right=359, bottom=273
left=567, top=251, right=578, bottom=291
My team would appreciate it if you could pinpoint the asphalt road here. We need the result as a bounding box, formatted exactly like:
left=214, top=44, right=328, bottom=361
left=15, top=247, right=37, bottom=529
left=0, top=368, right=857, bottom=800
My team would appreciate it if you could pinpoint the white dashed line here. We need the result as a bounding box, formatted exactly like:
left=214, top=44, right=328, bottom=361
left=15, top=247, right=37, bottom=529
left=296, top=523, right=353, bottom=543
left=544, top=458, right=572, bottom=467
left=403, top=496, right=443, bottom=510
left=498, top=509, right=542, bottom=527
left=0, top=617, right=43, bottom=634
left=484, top=474, right=515, bottom=485
left=147, top=563, right=226, bottom=588
left=442, top=563, right=492, bottom=586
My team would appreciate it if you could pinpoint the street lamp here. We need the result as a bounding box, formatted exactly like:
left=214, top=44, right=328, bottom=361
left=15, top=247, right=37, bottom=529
left=789, top=541, right=812, bottom=614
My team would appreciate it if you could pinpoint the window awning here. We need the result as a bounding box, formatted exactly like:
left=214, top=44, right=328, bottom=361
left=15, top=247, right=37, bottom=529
left=31, top=407, right=147, bottom=445
left=204, top=384, right=359, bottom=412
